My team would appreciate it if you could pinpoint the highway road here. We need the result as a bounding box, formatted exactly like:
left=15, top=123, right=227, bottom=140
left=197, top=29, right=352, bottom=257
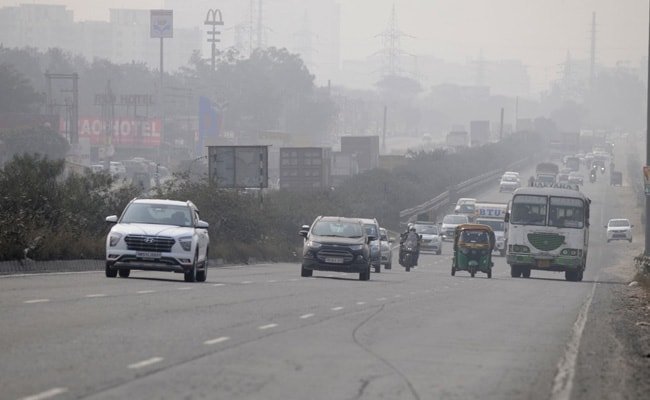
left=0, top=170, right=641, bottom=400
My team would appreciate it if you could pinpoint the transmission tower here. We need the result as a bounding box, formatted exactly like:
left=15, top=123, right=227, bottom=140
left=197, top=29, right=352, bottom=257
left=293, top=9, right=316, bottom=68
left=376, top=3, right=413, bottom=78
left=233, top=0, right=270, bottom=56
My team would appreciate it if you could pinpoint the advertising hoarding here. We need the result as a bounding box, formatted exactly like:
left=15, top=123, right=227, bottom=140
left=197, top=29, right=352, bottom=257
left=208, top=146, right=269, bottom=188
left=66, top=117, right=161, bottom=147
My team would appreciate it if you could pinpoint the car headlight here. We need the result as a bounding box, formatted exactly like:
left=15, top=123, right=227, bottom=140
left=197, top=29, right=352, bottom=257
left=179, top=236, right=193, bottom=252
left=307, top=240, right=322, bottom=249
left=109, top=233, right=122, bottom=247
left=349, top=244, right=363, bottom=251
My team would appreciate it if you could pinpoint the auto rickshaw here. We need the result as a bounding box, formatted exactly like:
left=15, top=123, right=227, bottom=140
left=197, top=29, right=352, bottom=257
left=451, top=223, right=495, bottom=278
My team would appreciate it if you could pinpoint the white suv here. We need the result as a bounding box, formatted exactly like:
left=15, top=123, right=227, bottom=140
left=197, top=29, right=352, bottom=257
left=605, top=218, right=633, bottom=243
left=105, top=199, right=210, bottom=282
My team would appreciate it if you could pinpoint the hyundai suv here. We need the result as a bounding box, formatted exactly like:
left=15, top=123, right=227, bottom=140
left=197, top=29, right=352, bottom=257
left=299, top=216, right=375, bottom=281
left=605, top=218, right=633, bottom=243
left=105, top=199, right=210, bottom=282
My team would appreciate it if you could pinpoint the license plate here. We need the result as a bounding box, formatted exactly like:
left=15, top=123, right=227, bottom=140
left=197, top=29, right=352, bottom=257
left=537, top=259, right=550, bottom=268
left=325, top=257, right=344, bottom=264
left=137, top=251, right=161, bottom=259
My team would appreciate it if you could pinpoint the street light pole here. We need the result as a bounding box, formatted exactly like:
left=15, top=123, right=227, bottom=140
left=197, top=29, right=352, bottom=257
left=646, top=1, right=650, bottom=255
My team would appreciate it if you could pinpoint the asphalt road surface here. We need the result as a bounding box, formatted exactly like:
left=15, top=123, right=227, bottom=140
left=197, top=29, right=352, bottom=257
left=0, top=168, right=639, bottom=400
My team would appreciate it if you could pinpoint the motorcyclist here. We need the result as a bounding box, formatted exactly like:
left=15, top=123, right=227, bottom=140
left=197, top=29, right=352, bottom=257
left=589, top=167, right=597, bottom=182
left=399, top=227, right=421, bottom=266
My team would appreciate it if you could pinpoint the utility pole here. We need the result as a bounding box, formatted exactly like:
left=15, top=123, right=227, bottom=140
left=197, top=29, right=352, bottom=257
left=499, top=107, right=504, bottom=140
left=205, top=9, right=224, bottom=71
left=590, top=12, right=597, bottom=88
left=645, top=3, right=650, bottom=256
left=382, top=105, right=387, bottom=153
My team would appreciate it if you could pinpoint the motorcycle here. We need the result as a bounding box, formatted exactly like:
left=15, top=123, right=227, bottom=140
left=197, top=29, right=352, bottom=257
left=589, top=171, right=597, bottom=183
left=600, top=166, right=606, bottom=175
left=399, top=235, right=420, bottom=272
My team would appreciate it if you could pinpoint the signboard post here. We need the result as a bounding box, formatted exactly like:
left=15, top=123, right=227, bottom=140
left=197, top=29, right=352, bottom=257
left=644, top=166, right=650, bottom=195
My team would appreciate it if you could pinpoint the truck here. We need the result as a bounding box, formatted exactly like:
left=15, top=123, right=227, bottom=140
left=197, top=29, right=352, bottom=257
left=535, top=162, right=559, bottom=186
left=474, top=202, right=508, bottom=256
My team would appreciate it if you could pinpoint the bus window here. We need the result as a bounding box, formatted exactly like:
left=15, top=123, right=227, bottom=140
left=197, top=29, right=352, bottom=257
left=510, top=195, right=547, bottom=226
left=548, top=197, right=585, bottom=229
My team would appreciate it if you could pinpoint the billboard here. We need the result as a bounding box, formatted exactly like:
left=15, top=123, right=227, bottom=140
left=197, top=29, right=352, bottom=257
left=150, top=10, right=173, bottom=38
left=208, top=146, right=269, bottom=188
left=69, top=117, right=161, bottom=147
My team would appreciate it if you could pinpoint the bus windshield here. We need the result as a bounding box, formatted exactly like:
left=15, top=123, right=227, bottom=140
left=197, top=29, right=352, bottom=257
left=510, top=195, right=547, bottom=226
left=548, top=197, right=584, bottom=228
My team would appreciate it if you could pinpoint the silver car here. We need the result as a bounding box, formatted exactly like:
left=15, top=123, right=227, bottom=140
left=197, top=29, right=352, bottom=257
left=411, top=222, right=442, bottom=255
left=379, top=228, right=393, bottom=269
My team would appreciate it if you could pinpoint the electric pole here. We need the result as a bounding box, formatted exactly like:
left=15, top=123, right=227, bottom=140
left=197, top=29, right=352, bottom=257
left=645, top=3, right=650, bottom=255
left=590, top=12, right=597, bottom=88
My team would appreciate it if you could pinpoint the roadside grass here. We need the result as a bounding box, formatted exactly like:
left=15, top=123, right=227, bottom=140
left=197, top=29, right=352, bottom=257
left=633, top=253, right=650, bottom=292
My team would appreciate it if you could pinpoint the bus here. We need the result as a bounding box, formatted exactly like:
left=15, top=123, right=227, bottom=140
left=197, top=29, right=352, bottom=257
left=505, top=186, right=590, bottom=281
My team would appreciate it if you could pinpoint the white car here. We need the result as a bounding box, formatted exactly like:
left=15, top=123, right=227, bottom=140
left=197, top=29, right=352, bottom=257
left=379, top=228, right=393, bottom=269
left=411, top=222, right=442, bottom=254
left=606, top=219, right=633, bottom=243
left=105, top=199, right=210, bottom=282
left=440, top=214, right=470, bottom=241
left=499, top=174, right=521, bottom=192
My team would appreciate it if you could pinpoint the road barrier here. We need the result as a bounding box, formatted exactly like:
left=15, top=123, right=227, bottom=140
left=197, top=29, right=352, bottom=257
left=399, top=158, right=529, bottom=221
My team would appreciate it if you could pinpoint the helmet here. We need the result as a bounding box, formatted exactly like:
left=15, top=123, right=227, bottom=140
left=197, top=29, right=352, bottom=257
left=409, top=227, right=417, bottom=232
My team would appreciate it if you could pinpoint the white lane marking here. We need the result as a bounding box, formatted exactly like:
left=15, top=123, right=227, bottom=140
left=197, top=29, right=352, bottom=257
left=137, top=290, right=155, bottom=294
left=19, top=387, right=68, bottom=400
left=300, top=313, right=314, bottom=319
left=409, top=291, right=416, bottom=295
left=0, top=271, right=100, bottom=279
left=24, top=299, right=49, bottom=304
left=267, top=280, right=277, bottom=283
left=376, top=297, right=387, bottom=301
left=289, top=278, right=298, bottom=282
left=258, top=323, right=278, bottom=330
left=550, top=278, right=599, bottom=400
left=356, top=301, right=366, bottom=305
left=204, top=336, right=230, bottom=345
left=394, top=294, right=402, bottom=298
left=212, top=283, right=224, bottom=287
left=85, top=294, right=107, bottom=298
left=128, top=357, right=163, bottom=369
left=241, top=281, right=253, bottom=284
left=331, top=306, right=344, bottom=311
left=177, top=287, right=192, bottom=290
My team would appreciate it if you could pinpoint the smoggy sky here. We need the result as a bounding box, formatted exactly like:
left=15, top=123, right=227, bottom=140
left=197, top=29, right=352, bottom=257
left=1, top=0, right=647, bottom=91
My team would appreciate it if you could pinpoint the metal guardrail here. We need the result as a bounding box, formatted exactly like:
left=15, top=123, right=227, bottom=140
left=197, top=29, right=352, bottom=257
left=399, top=158, right=528, bottom=220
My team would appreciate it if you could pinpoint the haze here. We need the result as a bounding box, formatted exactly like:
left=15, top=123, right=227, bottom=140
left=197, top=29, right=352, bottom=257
left=0, top=0, right=647, bottom=93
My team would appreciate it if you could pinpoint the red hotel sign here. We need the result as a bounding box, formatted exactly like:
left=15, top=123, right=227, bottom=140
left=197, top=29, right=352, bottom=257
left=63, top=117, right=162, bottom=146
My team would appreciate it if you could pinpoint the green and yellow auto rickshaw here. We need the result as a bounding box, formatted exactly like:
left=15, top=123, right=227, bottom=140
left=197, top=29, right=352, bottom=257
left=451, top=223, right=495, bottom=278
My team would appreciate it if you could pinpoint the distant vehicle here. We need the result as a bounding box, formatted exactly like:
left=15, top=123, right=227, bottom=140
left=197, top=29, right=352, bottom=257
left=359, top=218, right=382, bottom=273
left=606, top=219, right=632, bottom=243
left=109, top=161, right=127, bottom=178
left=299, top=216, right=374, bottom=281
left=506, top=187, right=590, bottom=281
left=557, top=173, right=570, bottom=184
left=379, top=228, right=393, bottom=270
left=105, top=199, right=210, bottom=282
left=454, top=198, right=476, bottom=220
left=411, top=221, right=442, bottom=255
left=568, top=172, right=584, bottom=186
left=90, top=164, right=105, bottom=174
left=565, top=156, right=581, bottom=172
left=535, top=174, right=556, bottom=186
left=474, top=202, right=508, bottom=256
left=610, top=171, right=622, bottom=186
left=499, top=174, right=521, bottom=192
left=441, top=214, right=470, bottom=241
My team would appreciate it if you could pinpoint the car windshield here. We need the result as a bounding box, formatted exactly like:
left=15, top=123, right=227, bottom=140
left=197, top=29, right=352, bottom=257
left=414, top=224, right=438, bottom=234
left=477, top=220, right=504, bottom=231
left=460, top=230, right=489, bottom=243
left=121, top=203, right=192, bottom=227
left=444, top=215, right=468, bottom=224
left=609, top=220, right=630, bottom=227
left=312, top=221, right=363, bottom=238
left=502, top=175, right=517, bottom=182
left=458, top=204, right=475, bottom=213
left=510, top=195, right=547, bottom=226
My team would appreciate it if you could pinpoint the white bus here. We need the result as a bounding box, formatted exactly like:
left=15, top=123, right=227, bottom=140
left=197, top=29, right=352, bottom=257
left=505, top=187, right=590, bottom=281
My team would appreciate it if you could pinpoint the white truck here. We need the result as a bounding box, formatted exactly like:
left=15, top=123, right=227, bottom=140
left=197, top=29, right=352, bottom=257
left=474, top=202, right=508, bottom=256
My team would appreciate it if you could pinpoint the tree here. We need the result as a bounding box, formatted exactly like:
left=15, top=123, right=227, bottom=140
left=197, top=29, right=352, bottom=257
left=0, top=64, right=42, bottom=113
left=0, top=126, right=69, bottom=161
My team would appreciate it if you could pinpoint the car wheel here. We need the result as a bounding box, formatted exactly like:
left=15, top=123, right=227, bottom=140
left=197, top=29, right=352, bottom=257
left=301, top=266, right=313, bottom=277
left=577, top=269, right=584, bottom=282
left=510, top=265, right=521, bottom=278
left=196, top=254, right=208, bottom=282
left=105, top=263, right=118, bottom=278
left=386, top=262, right=392, bottom=270
left=359, top=267, right=370, bottom=281
left=565, top=270, right=578, bottom=281
left=629, top=238, right=633, bottom=243
left=522, top=268, right=531, bottom=278
left=607, top=239, right=611, bottom=243
left=374, top=263, right=381, bottom=273
left=184, top=253, right=198, bottom=282
left=451, top=266, right=456, bottom=276
left=437, top=248, right=442, bottom=255
left=487, top=269, right=492, bottom=279
left=118, top=269, right=130, bottom=278
left=470, top=269, right=476, bottom=278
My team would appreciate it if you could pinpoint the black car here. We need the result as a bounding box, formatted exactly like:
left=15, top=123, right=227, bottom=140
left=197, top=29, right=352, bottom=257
left=299, top=216, right=376, bottom=281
